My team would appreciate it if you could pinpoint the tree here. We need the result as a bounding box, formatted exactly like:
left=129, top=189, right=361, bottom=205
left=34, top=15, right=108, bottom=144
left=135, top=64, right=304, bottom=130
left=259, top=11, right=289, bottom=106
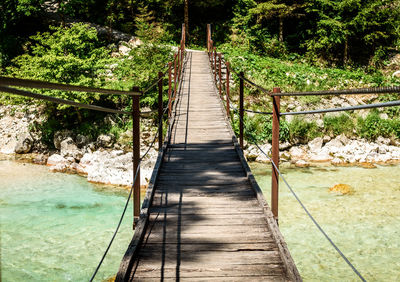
left=184, top=0, right=189, bottom=40
left=249, top=0, right=306, bottom=42
left=306, top=0, right=400, bottom=65
left=0, top=0, right=42, bottom=67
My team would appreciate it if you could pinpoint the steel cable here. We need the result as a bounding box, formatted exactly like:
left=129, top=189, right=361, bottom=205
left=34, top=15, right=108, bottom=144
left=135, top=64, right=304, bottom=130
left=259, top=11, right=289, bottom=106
left=89, top=48, right=188, bottom=281
left=228, top=103, right=366, bottom=282
left=281, top=100, right=400, bottom=115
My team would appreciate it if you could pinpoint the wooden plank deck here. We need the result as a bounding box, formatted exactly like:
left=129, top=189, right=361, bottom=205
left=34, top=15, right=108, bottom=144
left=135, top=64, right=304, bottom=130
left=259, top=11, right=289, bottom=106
left=116, top=51, right=301, bottom=281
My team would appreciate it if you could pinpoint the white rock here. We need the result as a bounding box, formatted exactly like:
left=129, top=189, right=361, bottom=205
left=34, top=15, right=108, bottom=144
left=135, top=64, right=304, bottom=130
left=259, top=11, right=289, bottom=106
left=308, top=137, right=323, bottom=152
left=295, top=160, right=309, bottom=167
left=376, top=136, right=390, bottom=145
left=289, top=146, right=306, bottom=160
left=118, top=43, right=131, bottom=55
left=47, top=154, right=68, bottom=166
left=60, top=137, right=83, bottom=161
left=331, top=157, right=344, bottom=165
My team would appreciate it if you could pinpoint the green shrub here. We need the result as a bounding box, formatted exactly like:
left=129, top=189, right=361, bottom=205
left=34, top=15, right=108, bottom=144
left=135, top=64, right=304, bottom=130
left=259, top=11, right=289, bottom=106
left=288, top=117, right=321, bottom=143
left=323, top=114, right=354, bottom=136
left=357, top=112, right=400, bottom=140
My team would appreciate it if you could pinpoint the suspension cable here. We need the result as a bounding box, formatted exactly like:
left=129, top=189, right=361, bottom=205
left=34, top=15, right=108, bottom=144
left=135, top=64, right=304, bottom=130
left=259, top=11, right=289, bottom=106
left=228, top=103, right=366, bottom=282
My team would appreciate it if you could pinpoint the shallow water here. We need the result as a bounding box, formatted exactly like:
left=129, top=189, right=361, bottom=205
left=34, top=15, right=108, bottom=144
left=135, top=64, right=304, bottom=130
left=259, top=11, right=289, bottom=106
left=0, top=161, right=133, bottom=281
left=250, top=163, right=400, bottom=281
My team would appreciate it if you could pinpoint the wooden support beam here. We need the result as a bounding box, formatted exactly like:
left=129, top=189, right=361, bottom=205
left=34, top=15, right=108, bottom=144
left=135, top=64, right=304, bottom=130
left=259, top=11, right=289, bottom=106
left=218, top=53, right=222, bottom=96
left=239, top=72, right=244, bottom=149
left=271, top=87, right=281, bottom=222
left=158, top=72, right=163, bottom=150
left=132, top=89, right=141, bottom=226
left=226, top=62, right=230, bottom=116
left=168, top=62, right=172, bottom=117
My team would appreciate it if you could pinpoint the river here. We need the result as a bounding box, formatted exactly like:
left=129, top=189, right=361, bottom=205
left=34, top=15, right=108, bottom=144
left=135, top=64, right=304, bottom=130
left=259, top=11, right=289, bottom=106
left=1, top=160, right=399, bottom=281
left=0, top=160, right=132, bottom=281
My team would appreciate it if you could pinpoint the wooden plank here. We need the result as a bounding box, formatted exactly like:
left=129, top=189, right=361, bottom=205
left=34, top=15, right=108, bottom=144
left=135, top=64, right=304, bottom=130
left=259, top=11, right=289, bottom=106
left=148, top=214, right=268, bottom=226
left=136, top=250, right=282, bottom=265
left=149, top=206, right=264, bottom=215
left=134, top=264, right=285, bottom=278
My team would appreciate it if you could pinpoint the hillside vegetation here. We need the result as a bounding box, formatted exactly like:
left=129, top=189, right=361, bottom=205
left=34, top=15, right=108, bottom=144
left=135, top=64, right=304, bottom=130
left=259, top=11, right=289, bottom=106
left=1, top=0, right=400, bottom=147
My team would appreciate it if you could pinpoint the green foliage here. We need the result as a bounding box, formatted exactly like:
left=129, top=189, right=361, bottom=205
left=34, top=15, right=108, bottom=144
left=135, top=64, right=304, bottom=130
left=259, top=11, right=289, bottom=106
left=288, top=117, right=320, bottom=143
left=220, top=45, right=399, bottom=95
left=357, top=112, right=400, bottom=140
left=305, top=0, right=400, bottom=65
left=2, top=23, right=172, bottom=147
left=134, top=5, right=172, bottom=43
left=323, top=113, right=354, bottom=136
left=0, top=0, right=42, bottom=67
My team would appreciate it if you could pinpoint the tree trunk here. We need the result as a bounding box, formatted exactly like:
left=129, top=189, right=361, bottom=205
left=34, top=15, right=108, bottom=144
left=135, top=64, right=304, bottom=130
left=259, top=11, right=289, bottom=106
left=344, top=35, right=349, bottom=65
left=278, top=16, right=283, bottom=42
left=184, top=0, right=189, bottom=41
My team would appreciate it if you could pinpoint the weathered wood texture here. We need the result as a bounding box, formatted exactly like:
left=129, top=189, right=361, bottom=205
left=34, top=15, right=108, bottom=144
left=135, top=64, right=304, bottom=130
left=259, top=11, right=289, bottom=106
left=117, top=51, right=301, bottom=281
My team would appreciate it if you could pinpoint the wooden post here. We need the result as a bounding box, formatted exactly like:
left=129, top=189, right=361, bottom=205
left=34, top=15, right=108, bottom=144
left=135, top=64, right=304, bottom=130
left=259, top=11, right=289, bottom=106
left=168, top=62, right=172, bottom=117
left=214, top=47, right=217, bottom=83
left=206, top=24, right=210, bottom=52
left=226, top=62, right=230, bottom=116
left=239, top=72, right=244, bottom=149
left=271, top=87, right=281, bottom=222
left=209, top=40, right=213, bottom=61
left=158, top=72, right=163, bottom=150
left=173, top=54, right=177, bottom=101
left=132, top=88, right=140, bottom=226
left=181, top=40, right=184, bottom=71
left=218, top=53, right=222, bottom=96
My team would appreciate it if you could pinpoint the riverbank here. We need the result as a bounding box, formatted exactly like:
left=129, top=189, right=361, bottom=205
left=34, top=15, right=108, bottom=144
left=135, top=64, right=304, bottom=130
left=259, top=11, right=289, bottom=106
left=0, top=104, right=158, bottom=188
left=1, top=104, right=400, bottom=187
left=245, top=134, right=400, bottom=168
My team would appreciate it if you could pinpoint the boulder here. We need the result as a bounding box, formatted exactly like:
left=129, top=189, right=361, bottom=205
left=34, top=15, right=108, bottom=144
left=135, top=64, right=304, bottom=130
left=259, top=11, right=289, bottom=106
left=289, top=146, right=306, bottom=160
left=47, top=154, right=68, bottom=166
left=324, top=139, right=343, bottom=152
left=76, top=134, right=90, bottom=148
left=329, top=184, right=353, bottom=195
left=97, top=134, right=115, bottom=148
left=336, top=134, right=349, bottom=146
left=118, top=43, right=131, bottom=55
left=308, top=137, right=323, bottom=152
left=60, top=137, right=83, bottom=161
left=14, top=134, right=33, bottom=154
left=53, top=130, right=74, bottom=150
left=279, top=141, right=291, bottom=150
left=295, top=160, right=309, bottom=167
left=308, top=150, right=333, bottom=162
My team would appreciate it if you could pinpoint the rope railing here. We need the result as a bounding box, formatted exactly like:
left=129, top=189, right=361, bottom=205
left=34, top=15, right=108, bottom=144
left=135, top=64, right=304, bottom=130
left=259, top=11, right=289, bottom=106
left=206, top=23, right=400, bottom=282
left=89, top=24, right=186, bottom=281
left=0, top=24, right=187, bottom=282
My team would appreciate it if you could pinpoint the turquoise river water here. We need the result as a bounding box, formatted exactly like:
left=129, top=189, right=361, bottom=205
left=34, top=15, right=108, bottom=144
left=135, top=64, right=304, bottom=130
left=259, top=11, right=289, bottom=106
left=1, top=160, right=399, bottom=281
left=250, top=162, right=400, bottom=281
left=0, top=160, right=132, bottom=281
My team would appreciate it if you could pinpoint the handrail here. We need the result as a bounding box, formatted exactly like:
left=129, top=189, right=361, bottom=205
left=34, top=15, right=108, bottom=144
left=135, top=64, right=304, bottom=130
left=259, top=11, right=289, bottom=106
left=0, top=85, right=129, bottom=115
left=0, top=76, right=141, bottom=96
left=114, top=23, right=186, bottom=282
